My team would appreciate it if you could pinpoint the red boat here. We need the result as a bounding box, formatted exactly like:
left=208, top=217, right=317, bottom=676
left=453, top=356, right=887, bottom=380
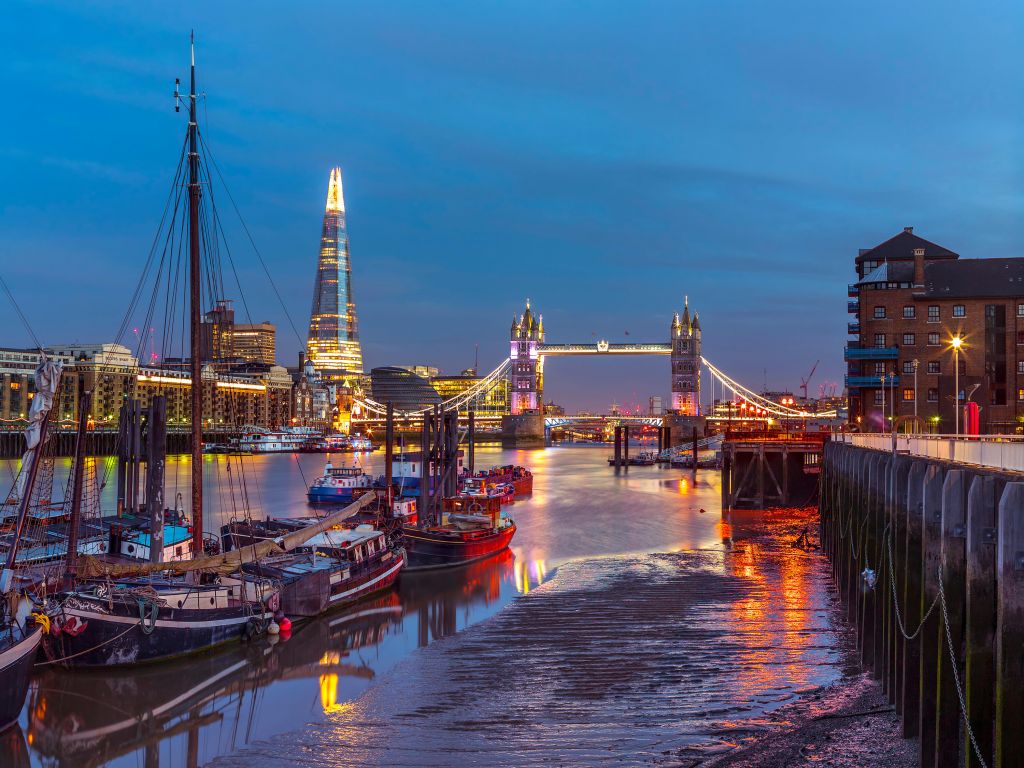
left=402, top=496, right=516, bottom=571
left=461, top=465, right=533, bottom=497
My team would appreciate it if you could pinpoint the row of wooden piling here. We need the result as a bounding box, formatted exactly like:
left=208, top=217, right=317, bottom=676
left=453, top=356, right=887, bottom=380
left=820, top=440, right=1024, bottom=768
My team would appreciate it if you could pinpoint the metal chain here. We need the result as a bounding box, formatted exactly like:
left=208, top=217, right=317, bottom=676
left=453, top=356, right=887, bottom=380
left=936, top=564, right=989, bottom=768
left=885, top=526, right=939, bottom=641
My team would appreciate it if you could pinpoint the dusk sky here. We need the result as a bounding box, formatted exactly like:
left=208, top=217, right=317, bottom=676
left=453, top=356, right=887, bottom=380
left=4, top=1, right=1024, bottom=412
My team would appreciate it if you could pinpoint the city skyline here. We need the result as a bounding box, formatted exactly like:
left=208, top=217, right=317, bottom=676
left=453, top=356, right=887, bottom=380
left=4, top=2, right=1024, bottom=411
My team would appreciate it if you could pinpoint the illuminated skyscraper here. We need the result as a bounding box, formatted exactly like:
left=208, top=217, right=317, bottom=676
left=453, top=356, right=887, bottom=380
left=307, top=167, right=363, bottom=376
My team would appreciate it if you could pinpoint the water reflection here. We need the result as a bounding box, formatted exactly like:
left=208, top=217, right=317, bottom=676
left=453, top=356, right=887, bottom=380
left=24, top=551, right=518, bottom=767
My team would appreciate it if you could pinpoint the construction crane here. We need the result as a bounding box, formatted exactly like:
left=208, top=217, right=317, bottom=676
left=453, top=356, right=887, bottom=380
left=800, top=360, right=820, bottom=401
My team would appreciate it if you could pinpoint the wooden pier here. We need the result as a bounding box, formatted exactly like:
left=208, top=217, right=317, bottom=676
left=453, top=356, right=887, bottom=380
left=820, top=438, right=1024, bottom=767
left=721, top=432, right=825, bottom=510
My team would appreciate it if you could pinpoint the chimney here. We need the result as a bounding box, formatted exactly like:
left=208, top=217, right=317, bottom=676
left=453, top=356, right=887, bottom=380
left=904, top=226, right=914, bottom=234
left=913, top=247, right=925, bottom=287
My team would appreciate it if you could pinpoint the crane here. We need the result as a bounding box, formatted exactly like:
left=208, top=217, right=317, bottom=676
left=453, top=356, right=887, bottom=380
left=800, top=360, right=820, bottom=401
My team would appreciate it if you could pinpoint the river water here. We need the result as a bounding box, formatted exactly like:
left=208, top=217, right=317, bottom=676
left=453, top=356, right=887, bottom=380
left=7, top=445, right=851, bottom=767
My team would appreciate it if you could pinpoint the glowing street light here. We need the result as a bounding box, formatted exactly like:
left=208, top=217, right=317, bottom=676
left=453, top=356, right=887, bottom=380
left=950, top=335, right=964, bottom=436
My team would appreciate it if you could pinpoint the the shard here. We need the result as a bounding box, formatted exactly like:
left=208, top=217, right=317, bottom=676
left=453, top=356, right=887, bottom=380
left=306, top=167, right=363, bottom=375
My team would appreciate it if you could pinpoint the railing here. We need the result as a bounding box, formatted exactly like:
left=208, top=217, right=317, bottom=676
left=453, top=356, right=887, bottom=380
left=837, top=432, right=1024, bottom=472
left=845, top=375, right=899, bottom=387
left=847, top=299, right=859, bottom=313
left=844, top=344, right=898, bottom=360
left=847, top=322, right=861, bottom=335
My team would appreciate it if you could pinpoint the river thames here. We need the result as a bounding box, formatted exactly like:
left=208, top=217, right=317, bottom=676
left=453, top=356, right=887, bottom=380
left=7, top=445, right=851, bottom=767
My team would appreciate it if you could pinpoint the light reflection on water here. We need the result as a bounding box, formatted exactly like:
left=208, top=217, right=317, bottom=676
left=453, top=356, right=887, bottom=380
left=6, top=446, right=845, bottom=767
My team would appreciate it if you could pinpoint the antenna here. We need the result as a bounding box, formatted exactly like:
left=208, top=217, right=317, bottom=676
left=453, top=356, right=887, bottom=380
left=174, top=78, right=181, bottom=112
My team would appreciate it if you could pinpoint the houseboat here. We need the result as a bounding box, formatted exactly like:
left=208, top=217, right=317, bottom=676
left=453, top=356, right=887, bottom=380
left=307, top=460, right=373, bottom=504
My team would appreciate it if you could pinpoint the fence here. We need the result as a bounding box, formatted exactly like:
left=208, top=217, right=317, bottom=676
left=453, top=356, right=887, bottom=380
left=820, top=440, right=1024, bottom=768
left=837, top=432, right=1024, bottom=474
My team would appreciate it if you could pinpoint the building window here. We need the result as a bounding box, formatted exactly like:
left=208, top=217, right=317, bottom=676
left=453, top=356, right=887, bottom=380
left=1019, top=388, right=1024, bottom=401
left=903, top=361, right=915, bottom=374
left=902, top=333, right=915, bottom=346
left=927, top=388, right=938, bottom=402
left=874, top=333, right=886, bottom=348
left=873, top=306, right=886, bottom=319
left=874, top=362, right=886, bottom=376
left=928, top=332, right=940, bottom=346
left=874, top=391, right=884, bottom=405
left=953, top=305, right=966, bottom=317
left=903, top=388, right=914, bottom=401
left=928, top=361, right=940, bottom=374
left=928, top=305, right=940, bottom=322
left=1018, top=331, right=1024, bottom=345
left=903, top=306, right=916, bottom=319
left=1019, top=361, right=1024, bottom=374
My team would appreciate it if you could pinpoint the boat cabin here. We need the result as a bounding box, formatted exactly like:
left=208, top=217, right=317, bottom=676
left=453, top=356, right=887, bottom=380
left=302, top=525, right=388, bottom=565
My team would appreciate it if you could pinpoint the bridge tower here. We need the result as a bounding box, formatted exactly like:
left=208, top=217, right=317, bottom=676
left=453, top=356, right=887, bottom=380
left=670, top=297, right=701, bottom=415
left=510, top=299, right=544, bottom=414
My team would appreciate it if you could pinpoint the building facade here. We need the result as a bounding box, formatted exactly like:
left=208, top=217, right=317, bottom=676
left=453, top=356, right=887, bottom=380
left=846, top=227, right=1024, bottom=433
left=432, top=372, right=511, bottom=418
left=232, top=322, right=276, bottom=365
left=0, top=343, right=291, bottom=430
left=307, top=167, right=363, bottom=378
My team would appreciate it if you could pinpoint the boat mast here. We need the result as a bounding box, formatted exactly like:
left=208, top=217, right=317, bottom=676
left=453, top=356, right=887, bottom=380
left=188, top=33, right=204, bottom=556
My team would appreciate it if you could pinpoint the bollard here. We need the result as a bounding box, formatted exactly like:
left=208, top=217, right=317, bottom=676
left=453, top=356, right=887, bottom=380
left=995, top=482, right=1024, bottom=767
left=964, top=474, right=997, bottom=768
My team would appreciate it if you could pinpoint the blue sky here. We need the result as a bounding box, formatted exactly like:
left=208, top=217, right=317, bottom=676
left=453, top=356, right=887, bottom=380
left=3, top=1, right=1024, bottom=411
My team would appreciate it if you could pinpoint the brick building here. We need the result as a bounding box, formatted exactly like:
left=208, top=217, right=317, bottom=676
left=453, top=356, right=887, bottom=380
left=847, top=228, right=1024, bottom=433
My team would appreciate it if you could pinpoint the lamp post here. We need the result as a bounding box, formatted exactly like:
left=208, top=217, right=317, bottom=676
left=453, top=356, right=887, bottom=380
left=951, top=335, right=963, bottom=437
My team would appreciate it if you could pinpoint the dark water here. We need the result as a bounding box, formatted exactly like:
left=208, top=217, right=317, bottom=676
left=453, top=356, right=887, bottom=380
left=6, top=446, right=848, bottom=767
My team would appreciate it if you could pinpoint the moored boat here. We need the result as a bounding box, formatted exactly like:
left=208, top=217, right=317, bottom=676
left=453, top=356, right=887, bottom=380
left=461, top=464, right=532, bottom=496
left=306, top=459, right=373, bottom=504
left=403, top=496, right=516, bottom=571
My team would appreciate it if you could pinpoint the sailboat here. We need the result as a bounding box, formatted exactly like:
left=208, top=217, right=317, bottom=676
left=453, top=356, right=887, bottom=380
left=40, top=38, right=282, bottom=668
left=0, top=356, right=61, bottom=728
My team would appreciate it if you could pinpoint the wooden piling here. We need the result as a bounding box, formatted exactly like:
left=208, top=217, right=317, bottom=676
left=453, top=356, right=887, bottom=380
left=965, top=474, right=996, bottom=768
left=902, top=459, right=928, bottom=738
left=920, top=463, right=945, bottom=767
left=936, top=469, right=966, bottom=767
left=995, top=482, right=1024, bottom=767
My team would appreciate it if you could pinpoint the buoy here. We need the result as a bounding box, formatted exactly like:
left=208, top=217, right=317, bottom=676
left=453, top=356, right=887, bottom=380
left=267, top=620, right=280, bottom=635
left=278, top=616, right=292, bottom=633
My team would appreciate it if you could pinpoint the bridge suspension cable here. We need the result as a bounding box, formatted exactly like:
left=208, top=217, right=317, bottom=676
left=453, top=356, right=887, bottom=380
left=701, top=357, right=837, bottom=418
left=353, top=358, right=512, bottom=418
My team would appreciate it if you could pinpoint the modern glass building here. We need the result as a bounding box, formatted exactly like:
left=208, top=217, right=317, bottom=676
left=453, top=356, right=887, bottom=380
left=307, top=167, right=363, bottom=376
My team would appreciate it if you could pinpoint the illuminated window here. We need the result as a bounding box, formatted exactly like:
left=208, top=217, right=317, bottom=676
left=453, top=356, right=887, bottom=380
left=903, top=388, right=914, bottom=401
left=1019, top=388, right=1024, bottom=401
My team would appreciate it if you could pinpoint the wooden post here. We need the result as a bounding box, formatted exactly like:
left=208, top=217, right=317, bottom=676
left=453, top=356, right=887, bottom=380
left=145, top=396, right=166, bottom=564
left=860, top=455, right=880, bottom=669
left=891, top=456, right=912, bottom=711
left=418, top=413, right=430, bottom=527
left=116, top=401, right=127, bottom=515
left=384, top=401, right=394, bottom=508
left=130, top=399, right=142, bottom=514
left=936, top=469, right=966, bottom=767
left=692, top=427, right=698, bottom=468
left=622, top=425, right=630, bottom=470
left=613, top=426, right=622, bottom=469
left=468, top=410, right=475, bottom=476
left=965, top=474, right=997, bottom=768
left=902, top=459, right=928, bottom=738
left=995, top=482, right=1024, bottom=767
left=920, top=463, right=945, bottom=767
left=756, top=445, right=765, bottom=509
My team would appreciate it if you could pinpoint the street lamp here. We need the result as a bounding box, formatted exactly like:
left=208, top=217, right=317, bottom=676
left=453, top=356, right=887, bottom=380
left=950, top=335, right=963, bottom=436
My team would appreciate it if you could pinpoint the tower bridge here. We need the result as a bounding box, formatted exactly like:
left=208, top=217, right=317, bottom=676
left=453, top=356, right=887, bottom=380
left=503, top=297, right=703, bottom=446
left=350, top=297, right=834, bottom=443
